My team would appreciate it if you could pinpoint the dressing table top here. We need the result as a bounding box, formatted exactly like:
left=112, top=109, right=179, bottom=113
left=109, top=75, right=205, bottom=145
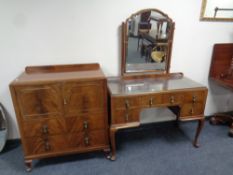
left=107, top=75, right=206, bottom=96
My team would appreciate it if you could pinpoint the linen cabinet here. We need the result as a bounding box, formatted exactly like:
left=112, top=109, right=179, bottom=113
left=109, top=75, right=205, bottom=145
left=9, top=63, right=109, bottom=171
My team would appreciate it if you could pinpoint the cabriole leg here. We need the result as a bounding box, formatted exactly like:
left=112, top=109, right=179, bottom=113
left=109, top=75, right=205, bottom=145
left=193, top=119, right=205, bottom=148
left=25, top=159, right=32, bottom=172
left=109, top=127, right=117, bottom=161
left=103, top=148, right=111, bottom=159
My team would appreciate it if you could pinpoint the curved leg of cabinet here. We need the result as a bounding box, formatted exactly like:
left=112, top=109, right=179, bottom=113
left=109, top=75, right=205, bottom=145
left=103, top=148, right=111, bottom=159
left=25, top=159, right=32, bottom=172
left=109, top=127, right=118, bottom=161
left=193, top=119, right=205, bottom=148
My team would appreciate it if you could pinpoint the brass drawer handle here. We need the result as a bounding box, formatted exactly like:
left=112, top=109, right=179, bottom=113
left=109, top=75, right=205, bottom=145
left=44, top=141, right=51, bottom=151
left=170, top=96, right=175, bottom=104
left=192, top=96, right=197, bottom=103
left=63, top=98, right=67, bottom=105
left=125, top=113, right=129, bottom=122
left=41, top=124, right=49, bottom=134
left=83, top=121, right=88, bottom=129
left=84, top=137, right=89, bottom=146
left=190, top=108, right=194, bottom=115
left=125, top=100, right=130, bottom=109
left=149, top=98, right=153, bottom=106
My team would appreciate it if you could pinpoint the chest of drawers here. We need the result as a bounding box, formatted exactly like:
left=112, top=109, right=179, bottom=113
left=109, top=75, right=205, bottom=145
left=9, top=63, right=109, bottom=171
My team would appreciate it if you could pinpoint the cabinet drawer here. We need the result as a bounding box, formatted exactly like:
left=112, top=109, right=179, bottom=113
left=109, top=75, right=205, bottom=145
left=66, top=113, right=106, bottom=133
left=15, top=84, right=63, bottom=119
left=112, top=97, right=140, bottom=110
left=69, top=130, right=108, bottom=148
left=64, top=81, right=105, bottom=116
left=162, top=93, right=183, bottom=105
left=140, top=94, right=162, bottom=107
left=183, top=91, right=206, bottom=103
left=180, top=103, right=204, bottom=118
left=24, top=135, right=69, bottom=156
left=111, top=109, right=140, bottom=124
left=23, top=118, right=66, bottom=137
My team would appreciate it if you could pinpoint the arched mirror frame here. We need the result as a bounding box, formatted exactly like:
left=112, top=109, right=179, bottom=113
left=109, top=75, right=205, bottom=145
left=121, top=8, right=175, bottom=76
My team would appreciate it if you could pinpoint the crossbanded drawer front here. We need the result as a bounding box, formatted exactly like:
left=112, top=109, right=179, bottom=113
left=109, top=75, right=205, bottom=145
left=68, top=130, right=108, bottom=148
left=66, top=113, right=106, bottom=133
left=180, top=103, right=204, bottom=118
left=183, top=91, right=205, bottom=103
left=112, top=97, right=140, bottom=110
left=23, top=118, right=67, bottom=137
left=162, top=93, right=183, bottom=105
left=139, top=94, right=162, bottom=107
left=111, top=109, right=140, bottom=124
left=24, top=135, right=69, bottom=156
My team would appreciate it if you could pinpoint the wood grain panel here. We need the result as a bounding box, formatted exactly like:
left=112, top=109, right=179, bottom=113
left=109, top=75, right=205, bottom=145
left=162, top=92, right=183, bottom=105
left=111, top=109, right=140, bottom=124
left=66, top=113, right=106, bottom=133
left=64, top=81, right=104, bottom=116
left=24, top=135, right=69, bottom=156
left=139, top=94, right=162, bottom=107
left=16, top=84, right=63, bottom=119
left=68, top=130, right=108, bottom=148
left=23, top=118, right=67, bottom=137
left=183, top=91, right=205, bottom=103
left=180, top=103, right=204, bottom=118
left=112, top=97, right=140, bottom=110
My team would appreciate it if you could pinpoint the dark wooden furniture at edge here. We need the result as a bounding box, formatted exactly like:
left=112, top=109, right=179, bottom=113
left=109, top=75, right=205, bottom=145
left=209, top=43, right=233, bottom=136
left=9, top=63, right=110, bottom=171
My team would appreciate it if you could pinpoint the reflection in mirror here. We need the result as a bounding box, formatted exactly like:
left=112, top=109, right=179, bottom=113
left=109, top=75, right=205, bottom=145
left=200, top=0, right=233, bottom=21
left=0, top=103, right=7, bottom=152
left=122, top=9, right=174, bottom=75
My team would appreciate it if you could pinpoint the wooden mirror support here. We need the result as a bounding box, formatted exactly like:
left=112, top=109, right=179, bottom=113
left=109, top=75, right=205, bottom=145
left=121, top=8, right=175, bottom=76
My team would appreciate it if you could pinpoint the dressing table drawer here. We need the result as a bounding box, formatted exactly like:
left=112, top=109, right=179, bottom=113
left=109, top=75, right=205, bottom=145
left=140, top=94, right=162, bottom=107
left=111, top=109, right=140, bottom=124
left=112, top=97, right=140, bottom=110
left=180, top=103, right=205, bottom=118
left=183, top=91, right=206, bottom=103
left=162, top=93, right=183, bottom=105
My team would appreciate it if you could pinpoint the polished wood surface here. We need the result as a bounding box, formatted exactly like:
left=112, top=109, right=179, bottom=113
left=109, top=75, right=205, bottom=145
left=209, top=43, right=233, bottom=136
left=12, top=63, right=105, bottom=85
left=209, top=44, right=233, bottom=80
left=25, top=63, right=100, bottom=74
left=107, top=73, right=208, bottom=160
left=9, top=63, right=110, bottom=171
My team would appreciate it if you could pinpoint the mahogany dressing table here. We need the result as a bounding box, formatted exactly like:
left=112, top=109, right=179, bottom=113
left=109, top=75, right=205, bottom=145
left=107, top=9, right=208, bottom=160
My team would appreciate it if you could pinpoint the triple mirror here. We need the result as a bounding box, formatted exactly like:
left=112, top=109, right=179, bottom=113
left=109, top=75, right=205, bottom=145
left=121, top=9, right=175, bottom=76
left=200, top=0, right=233, bottom=21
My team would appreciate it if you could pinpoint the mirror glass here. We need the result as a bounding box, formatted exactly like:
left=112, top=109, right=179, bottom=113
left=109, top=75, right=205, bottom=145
left=0, top=103, right=7, bottom=152
left=122, top=9, right=174, bottom=75
left=200, top=0, right=233, bottom=21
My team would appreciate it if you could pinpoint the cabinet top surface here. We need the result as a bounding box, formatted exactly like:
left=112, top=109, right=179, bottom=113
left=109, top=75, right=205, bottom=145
left=11, top=63, right=105, bottom=85
left=107, top=76, right=206, bottom=96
